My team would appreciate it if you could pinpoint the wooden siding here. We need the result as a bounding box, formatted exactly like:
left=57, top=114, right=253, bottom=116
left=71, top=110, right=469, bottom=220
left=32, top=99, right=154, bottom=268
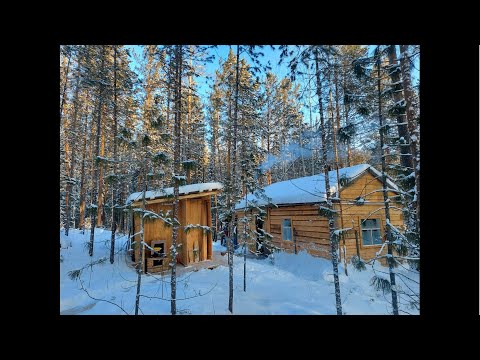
left=133, top=194, right=214, bottom=270
left=334, top=170, right=403, bottom=263
left=235, top=169, right=404, bottom=263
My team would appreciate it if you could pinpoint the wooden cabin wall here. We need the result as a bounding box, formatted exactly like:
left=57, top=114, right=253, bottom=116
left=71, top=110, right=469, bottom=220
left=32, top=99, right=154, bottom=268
left=206, top=198, right=213, bottom=260
left=131, top=193, right=215, bottom=272
left=186, top=199, right=202, bottom=263
left=334, top=170, right=404, bottom=262
left=266, top=205, right=331, bottom=258
left=133, top=202, right=177, bottom=272
left=234, top=171, right=404, bottom=263
left=183, top=195, right=212, bottom=264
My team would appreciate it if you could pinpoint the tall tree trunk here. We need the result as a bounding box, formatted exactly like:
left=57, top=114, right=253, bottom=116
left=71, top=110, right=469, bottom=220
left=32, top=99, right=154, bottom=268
left=333, top=53, right=343, bottom=168
left=329, top=49, right=348, bottom=276
left=243, top=188, right=247, bottom=292
left=399, top=45, right=420, bottom=233
left=376, top=50, right=399, bottom=315
left=78, top=112, right=89, bottom=232
left=266, top=97, right=272, bottom=184
left=307, top=71, right=315, bottom=176
left=299, top=126, right=307, bottom=177
left=89, top=46, right=106, bottom=257
left=228, top=45, right=240, bottom=314
left=315, top=48, right=342, bottom=315
left=60, top=50, right=72, bottom=120
left=134, top=162, right=147, bottom=316
left=171, top=45, right=183, bottom=315
left=86, top=102, right=97, bottom=230
left=216, top=112, right=222, bottom=181
left=387, top=45, right=412, bottom=171
left=110, top=46, right=118, bottom=264
left=65, top=53, right=83, bottom=236
left=186, top=48, right=193, bottom=162
left=96, top=123, right=106, bottom=227
left=342, top=67, right=352, bottom=167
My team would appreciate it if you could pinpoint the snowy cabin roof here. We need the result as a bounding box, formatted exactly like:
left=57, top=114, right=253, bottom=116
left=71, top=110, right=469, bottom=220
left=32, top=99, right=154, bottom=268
left=235, top=164, right=398, bottom=210
left=126, top=182, right=223, bottom=204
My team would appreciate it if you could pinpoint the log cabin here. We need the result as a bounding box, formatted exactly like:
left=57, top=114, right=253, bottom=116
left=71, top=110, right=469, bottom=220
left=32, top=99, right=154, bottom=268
left=126, top=182, right=223, bottom=273
left=235, top=164, right=404, bottom=263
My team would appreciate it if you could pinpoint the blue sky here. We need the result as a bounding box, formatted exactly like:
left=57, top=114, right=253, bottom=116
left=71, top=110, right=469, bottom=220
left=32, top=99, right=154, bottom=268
left=125, top=45, right=419, bottom=125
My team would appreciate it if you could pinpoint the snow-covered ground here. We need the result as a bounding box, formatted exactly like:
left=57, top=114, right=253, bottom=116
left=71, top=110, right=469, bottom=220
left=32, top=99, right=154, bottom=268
left=60, top=229, right=419, bottom=315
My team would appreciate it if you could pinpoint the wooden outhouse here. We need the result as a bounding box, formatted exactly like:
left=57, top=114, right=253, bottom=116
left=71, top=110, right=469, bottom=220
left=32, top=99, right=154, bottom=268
left=127, top=182, right=223, bottom=273
left=235, top=164, right=404, bottom=263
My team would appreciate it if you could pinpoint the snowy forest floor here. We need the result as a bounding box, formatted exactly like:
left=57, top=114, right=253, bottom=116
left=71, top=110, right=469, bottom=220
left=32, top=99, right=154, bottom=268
left=60, top=229, right=419, bottom=315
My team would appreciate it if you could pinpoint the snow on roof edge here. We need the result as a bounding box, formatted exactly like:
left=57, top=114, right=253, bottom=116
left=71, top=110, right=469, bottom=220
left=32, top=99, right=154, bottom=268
left=235, top=164, right=400, bottom=210
left=126, top=182, right=223, bottom=205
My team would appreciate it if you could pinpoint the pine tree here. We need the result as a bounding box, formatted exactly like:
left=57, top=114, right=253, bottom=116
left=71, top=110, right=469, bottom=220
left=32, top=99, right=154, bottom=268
left=109, top=45, right=119, bottom=264
left=314, top=46, right=343, bottom=315
left=170, top=44, right=183, bottom=315
left=386, top=45, right=412, bottom=172
left=89, top=45, right=107, bottom=257
left=399, top=45, right=420, bottom=234
left=134, top=148, right=147, bottom=316
left=64, top=46, right=83, bottom=236
left=374, top=46, right=399, bottom=315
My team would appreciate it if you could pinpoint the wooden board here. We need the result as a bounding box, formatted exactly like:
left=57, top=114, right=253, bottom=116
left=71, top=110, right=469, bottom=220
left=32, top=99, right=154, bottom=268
left=206, top=198, right=213, bottom=260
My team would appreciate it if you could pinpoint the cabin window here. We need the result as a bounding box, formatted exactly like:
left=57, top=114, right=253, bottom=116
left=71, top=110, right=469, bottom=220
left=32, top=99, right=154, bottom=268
left=151, top=241, right=166, bottom=266
left=282, top=219, right=292, bottom=241
left=361, top=219, right=382, bottom=246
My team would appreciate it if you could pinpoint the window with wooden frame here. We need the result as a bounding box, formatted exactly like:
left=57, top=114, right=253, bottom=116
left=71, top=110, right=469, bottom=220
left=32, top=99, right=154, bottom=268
left=360, top=218, right=382, bottom=246
left=282, top=218, right=293, bottom=241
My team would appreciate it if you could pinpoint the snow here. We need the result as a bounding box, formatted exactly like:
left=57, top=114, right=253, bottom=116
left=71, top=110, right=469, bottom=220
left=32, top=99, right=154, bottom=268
left=127, top=182, right=223, bottom=204
left=235, top=164, right=398, bottom=209
left=60, top=228, right=419, bottom=315
left=334, top=228, right=353, bottom=235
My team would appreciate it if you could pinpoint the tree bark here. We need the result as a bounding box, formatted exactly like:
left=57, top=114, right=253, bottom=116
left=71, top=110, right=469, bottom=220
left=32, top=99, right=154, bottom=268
left=65, top=50, right=82, bottom=236
left=342, top=63, right=352, bottom=167
left=315, top=47, right=342, bottom=315
left=135, top=163, right=147, bottom=316
left=333, top=53, right=343, bottom=168
left=78, top=112, right=89, bottom=232
left=376, top=50, right=399, bottom=315
left=228, top=45, right=240, bottom=314
left=171, top=45, right=183, bottom=315
left=65, top=51, right=83, bottom=236
left=60, top=49, right=72, bottom=120
left=96, top=123, right=106, bottom=227
left=329, top=49, right=348, bottom=277
left=386, top=45, right=412, bottom=170
left=110, top=46, right=118, bottom=264
left=89, top=46, right=106, bottom=257
left=399, top=45, right=420, bottom=233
